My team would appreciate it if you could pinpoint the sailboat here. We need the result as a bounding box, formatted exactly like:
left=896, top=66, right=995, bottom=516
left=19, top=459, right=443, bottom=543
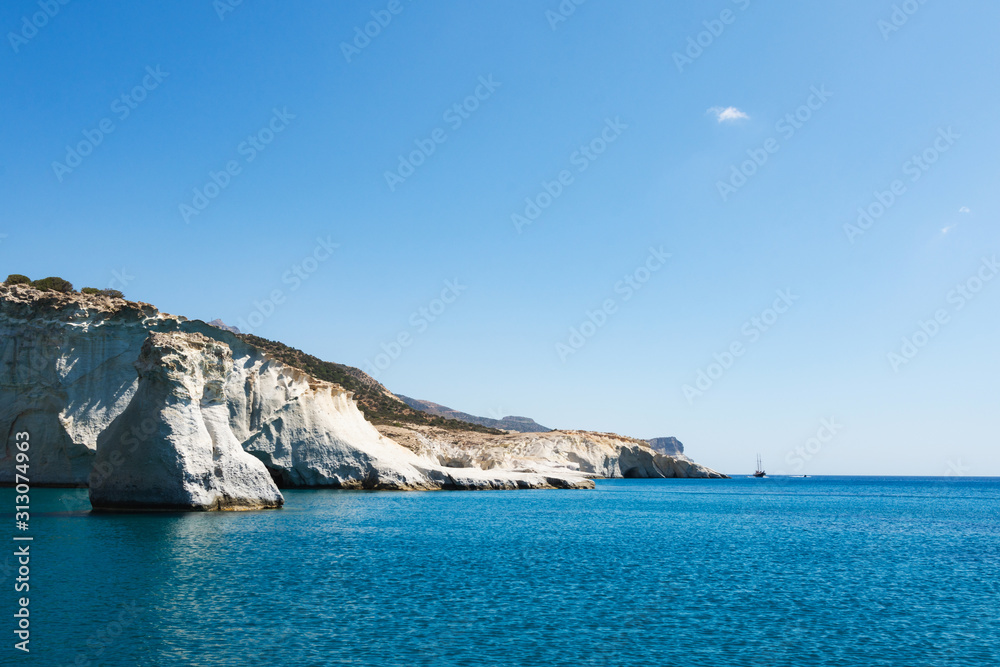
left=753, top=454, right=766, bottom=478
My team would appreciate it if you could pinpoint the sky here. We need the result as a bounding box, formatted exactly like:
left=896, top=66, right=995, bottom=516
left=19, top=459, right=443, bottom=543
left=1, top=0, right=998, bottom=476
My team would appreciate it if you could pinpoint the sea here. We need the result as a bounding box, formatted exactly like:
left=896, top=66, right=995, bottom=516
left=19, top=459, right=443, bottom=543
left=5, top=476, right=999, bottom=666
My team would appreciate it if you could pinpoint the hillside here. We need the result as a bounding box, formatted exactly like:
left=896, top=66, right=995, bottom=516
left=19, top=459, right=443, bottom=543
left=396, top=395, right=552, bottom=433
left=235, top=333, right=504, bottom=435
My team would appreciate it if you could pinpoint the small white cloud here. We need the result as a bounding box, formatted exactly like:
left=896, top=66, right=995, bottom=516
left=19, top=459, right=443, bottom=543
left=959, top=206, right=971, bottom=214
left=709, top=106, right=749, bottom=123
left=941, top=225, right=955, bottom=235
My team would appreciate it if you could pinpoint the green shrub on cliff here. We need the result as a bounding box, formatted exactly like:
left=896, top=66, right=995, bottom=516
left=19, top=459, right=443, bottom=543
left=82, top=287, right=124, bottom=298
left=30, top=276, right=75, bottom=293
left=4, top=274, right=31, bottom=285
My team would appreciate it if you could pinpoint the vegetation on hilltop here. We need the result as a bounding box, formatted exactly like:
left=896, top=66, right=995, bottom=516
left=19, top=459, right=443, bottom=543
left=237, top=333, right=504, bottom=434
left=81, top=287, right=124, bottom=298
left=1, top=276, right=492, bottom=434
left=29, top=276, right=75, bottom=293
left=4, top=275, right=123, bottom=299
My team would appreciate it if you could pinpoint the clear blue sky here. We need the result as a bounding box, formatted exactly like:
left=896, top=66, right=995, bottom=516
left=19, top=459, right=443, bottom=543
left=2, top=1, right=998, bottom=475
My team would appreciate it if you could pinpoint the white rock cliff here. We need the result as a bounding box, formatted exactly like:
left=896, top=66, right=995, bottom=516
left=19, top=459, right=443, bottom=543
left=380, top=425, right=727, bottom=480
left=0, top=285, right=725, bottom=509
left=89, top=332, right=283, bottom=510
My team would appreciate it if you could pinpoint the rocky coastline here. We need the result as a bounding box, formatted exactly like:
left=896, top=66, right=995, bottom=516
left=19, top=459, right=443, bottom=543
left=0, top=284, right=727, bottom=510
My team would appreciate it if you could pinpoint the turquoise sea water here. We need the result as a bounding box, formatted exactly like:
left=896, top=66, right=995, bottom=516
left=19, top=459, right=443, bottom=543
left=4, top=477, right=999, bottom=666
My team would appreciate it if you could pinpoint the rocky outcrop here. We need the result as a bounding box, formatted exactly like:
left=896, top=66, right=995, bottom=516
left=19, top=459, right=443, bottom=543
left=0, top=285, right=594, bottom=500
left=89, top=332, right=283, bottom=511
left=379, top=425, right=728, bottom=480
left=0, top=287, right=154, bottom=485
left=1, top=285, right=725, bottom=507
left=647, top=436, right=684, bottom=457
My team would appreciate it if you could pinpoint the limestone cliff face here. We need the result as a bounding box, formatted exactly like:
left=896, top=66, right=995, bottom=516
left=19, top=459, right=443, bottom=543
left=0, top=286, right=592, bottom=496
left=379, top=426, right=728, bottom=480
left=1, top=285, right=723, bottom=505
left=89, top=332, right=283, bottom=511
left=0, top=286, right=154, bottom=484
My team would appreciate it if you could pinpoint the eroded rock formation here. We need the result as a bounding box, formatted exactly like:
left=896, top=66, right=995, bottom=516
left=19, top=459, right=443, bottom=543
left=90, top=332, right=283, bottom=511
left=379, top=425, right=727, bottom=480
left=0, top=284, right=724, bottom=510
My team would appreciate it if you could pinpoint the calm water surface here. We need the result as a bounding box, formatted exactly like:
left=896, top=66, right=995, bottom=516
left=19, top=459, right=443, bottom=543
left=4, top=477, right=999, bottom=666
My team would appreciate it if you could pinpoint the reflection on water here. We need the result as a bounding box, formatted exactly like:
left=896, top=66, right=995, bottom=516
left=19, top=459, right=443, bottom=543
left=8, top=478, right=1000, bottom=666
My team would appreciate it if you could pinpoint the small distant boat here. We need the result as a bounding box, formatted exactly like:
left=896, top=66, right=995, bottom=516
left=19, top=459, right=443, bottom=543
left=753, top=454, right=766, bottom=478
